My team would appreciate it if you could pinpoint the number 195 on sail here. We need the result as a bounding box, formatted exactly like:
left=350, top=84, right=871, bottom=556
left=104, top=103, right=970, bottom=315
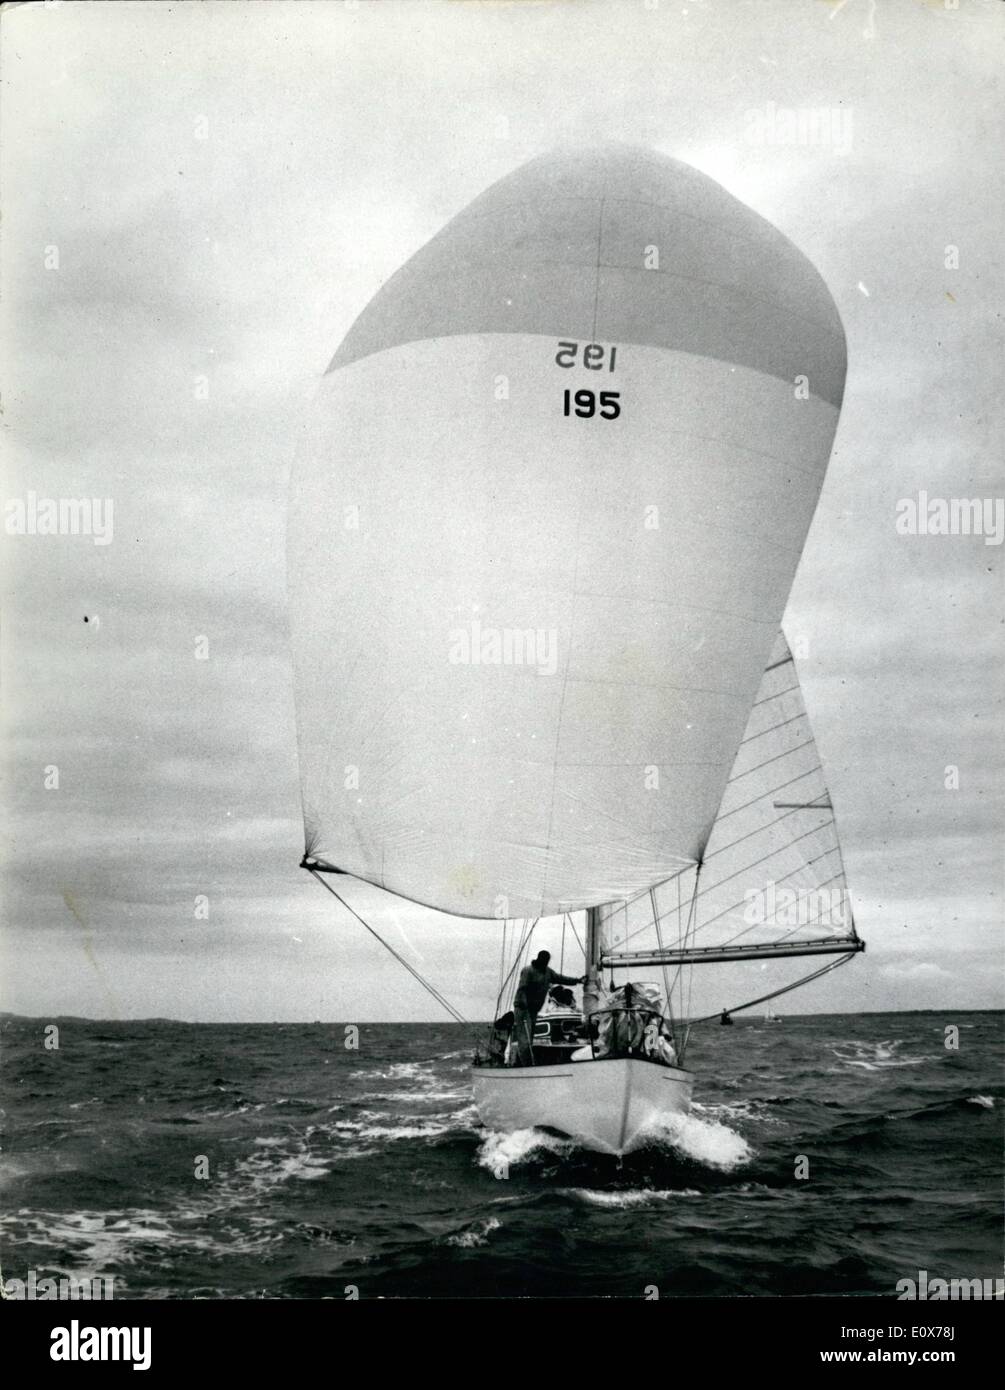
left=562, top=389, right=621, bottom=419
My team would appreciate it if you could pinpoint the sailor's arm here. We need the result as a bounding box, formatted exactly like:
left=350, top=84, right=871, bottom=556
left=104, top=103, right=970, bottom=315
left=549, top=968, right=587, bottom=986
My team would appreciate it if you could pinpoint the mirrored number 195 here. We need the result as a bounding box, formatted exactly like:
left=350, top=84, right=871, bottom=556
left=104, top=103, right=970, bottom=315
left=563, top=389, right=620, bottom=420
left=555, top=341, right=617, bottom=371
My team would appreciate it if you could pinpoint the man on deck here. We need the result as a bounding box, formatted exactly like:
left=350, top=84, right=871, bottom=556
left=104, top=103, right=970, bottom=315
left=510, top=951, right=585, bottom=1066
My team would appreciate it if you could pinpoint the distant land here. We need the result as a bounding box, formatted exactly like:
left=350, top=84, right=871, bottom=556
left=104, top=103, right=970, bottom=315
left=2, top=1008, right=1001, bottom=1027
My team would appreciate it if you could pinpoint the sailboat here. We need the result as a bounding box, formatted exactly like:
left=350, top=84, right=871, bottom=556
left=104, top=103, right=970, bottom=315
left=764, top=1006, right=782, bottom=1025
left=287, top=145, right=864, bottom=1158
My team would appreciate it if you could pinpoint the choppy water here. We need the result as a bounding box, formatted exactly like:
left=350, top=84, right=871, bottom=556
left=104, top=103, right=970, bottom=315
left=1, top=1011, right=1001, bottom=1298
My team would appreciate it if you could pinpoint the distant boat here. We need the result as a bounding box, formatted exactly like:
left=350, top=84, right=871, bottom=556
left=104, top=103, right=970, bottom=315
left=764, top=1006, right=783, bottom=1025
left=287, top=145, right=865, bottom=1158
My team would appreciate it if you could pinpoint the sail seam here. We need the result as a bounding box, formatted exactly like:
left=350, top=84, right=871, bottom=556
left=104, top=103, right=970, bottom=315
left=752, top=683, right=799, bottom=706
left=714, top=764, right=824, bottom=823
left=625, top=842, right=841, bottom=947
left=739, top=710, right=808, bottom=744
left=727, top=737, right=816, bottom=781
left=701, top=867, right=846, bottom=945
left=568, top=590, right=781, bottom=627
left=591, top=197, right=605, bottom=340
left=559, top=673, right=750, bottom=699
left=694, top=820, right=832, bottom=901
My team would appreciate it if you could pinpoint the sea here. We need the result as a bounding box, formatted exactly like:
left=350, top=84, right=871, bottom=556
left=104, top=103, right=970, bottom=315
left=1, top=1011, right=1001, bottom=1300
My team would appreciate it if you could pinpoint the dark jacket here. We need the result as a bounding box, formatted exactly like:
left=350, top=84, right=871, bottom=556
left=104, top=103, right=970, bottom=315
left=514, top=964, right=580, bottom=1016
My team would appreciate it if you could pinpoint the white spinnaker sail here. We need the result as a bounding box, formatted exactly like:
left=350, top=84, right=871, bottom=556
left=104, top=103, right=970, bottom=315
left=599, top=632, right=859, bottom=1014
left=287, top=147, right=846, bottom=920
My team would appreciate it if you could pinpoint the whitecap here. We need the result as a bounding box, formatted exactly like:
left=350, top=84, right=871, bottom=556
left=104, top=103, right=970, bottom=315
left=352, top=1061, right=434, bottom=1083
left=830, top=1040, right=929, bottom=1071
left=559, top=1187, right=701, bottom=1208
left=639, top=1106, right=753, bottom=1170
left=697, top=1099, right=784, bottom=1127
left=445, top=1217, right=502, bottom=1247
left=358, top=1088, right=469, bottom=1105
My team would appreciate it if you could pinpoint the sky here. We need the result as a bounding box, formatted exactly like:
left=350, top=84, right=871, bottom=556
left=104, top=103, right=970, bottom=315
left=1, top=0, right=1002, bottom=1022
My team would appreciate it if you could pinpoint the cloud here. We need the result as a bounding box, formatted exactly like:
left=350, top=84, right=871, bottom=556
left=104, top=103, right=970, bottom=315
left=1, top=0, right=1001, bottom=1019
left=879, top=961, right=952, bottom=983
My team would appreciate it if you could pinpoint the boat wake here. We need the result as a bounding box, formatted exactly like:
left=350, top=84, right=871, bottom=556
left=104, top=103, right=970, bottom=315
left=475, top=1105, right=752, bottom=1176
left=477, top=1126, right=578, bottom=1177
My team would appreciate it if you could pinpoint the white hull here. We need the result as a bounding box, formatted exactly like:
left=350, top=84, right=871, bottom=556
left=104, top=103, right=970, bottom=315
left=472, top=1058, right=693, bottom=1157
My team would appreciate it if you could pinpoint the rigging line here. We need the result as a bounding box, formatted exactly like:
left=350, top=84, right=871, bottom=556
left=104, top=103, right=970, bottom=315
left=680, top=864, right=701, bottom=1058
left=495, top=920, right=511, bottom=1018
left=618, top=859, right=699, bottom=914
left=666, top=872, right=685, bottom=1011
left=506, top=918, right=527, bottom=988
left=307, top=870, right=472, bottom=1031
left=651, top=886, right=673, bottom=1027
left=497, top=918, right=530, bottom=1015
left=566, top=913, right=585, bottom=961
left=712, top=764, right=824, bottom=824
left=498, top=917, right=539, bottom=1014
left=763, top=655, right=794, bottom=673
left=826, top=796, right=857, bottom=935
left=659, top=881, right=683, bottom=1021
left=616, top=863, right=699, bottom=949
left=688, top=952, right=858, bottom=1024
left=687, top=866, right=701, bottom=1023
left=600, top=847, right=713, bottom=955
left=314, top=878, right=467, bottom=1027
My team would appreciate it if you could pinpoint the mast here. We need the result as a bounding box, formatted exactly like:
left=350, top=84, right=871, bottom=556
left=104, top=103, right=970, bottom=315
left=585, top=906, right=600, bottom=979
left=583, top=906, right=603, bottom=1024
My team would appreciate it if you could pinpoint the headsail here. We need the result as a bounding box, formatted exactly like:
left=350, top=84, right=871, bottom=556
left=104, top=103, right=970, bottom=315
left=601, top=632, right=862, bottom=995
